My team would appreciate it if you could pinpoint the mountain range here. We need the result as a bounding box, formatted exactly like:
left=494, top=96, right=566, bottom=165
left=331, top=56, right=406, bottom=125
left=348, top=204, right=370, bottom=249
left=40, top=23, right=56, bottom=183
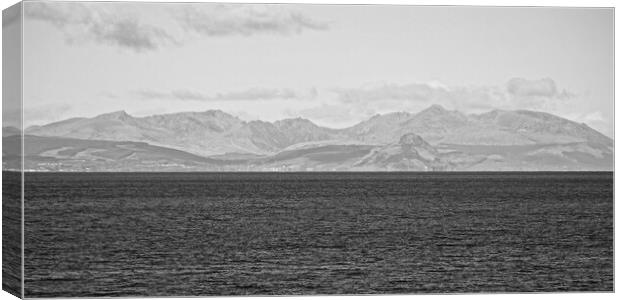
left=3, top=105, right=613, bottom=171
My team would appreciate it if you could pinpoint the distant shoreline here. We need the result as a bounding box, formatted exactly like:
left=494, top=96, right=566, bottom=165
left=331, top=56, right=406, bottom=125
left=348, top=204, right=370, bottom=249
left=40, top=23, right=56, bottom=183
left=4, top=170, right=613, bottom=174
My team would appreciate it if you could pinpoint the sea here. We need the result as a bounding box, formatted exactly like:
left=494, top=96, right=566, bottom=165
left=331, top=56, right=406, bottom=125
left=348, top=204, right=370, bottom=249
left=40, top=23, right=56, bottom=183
left=19, top=172, right=613, bottom=296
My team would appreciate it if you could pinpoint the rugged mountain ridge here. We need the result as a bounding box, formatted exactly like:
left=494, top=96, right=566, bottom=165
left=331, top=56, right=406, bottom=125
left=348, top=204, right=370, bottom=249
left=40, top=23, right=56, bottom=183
left=25, top=105, right=612, bottom=155
left=25, top=110, right=344, bottom=156
left=8, top=105, right=612, bottom=171
left=345, top=105, right=611, bottom=147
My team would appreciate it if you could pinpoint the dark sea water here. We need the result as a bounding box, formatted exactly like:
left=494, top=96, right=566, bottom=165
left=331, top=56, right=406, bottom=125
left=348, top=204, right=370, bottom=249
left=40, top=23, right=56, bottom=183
left=23, top=172, right=613, bottom=297
left=2, top=171, right=22, bottom=297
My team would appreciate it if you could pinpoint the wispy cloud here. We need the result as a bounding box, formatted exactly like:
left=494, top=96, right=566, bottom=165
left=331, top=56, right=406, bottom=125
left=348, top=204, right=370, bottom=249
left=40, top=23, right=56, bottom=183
left=330, top=82, right=502, bottom=114
left=330, top=78, right=574, bottom=112
left=506, top=77, right=571, bottom=98
left=134, top=87, right=317, bottom=101
left=25, top=2, right=177, bottom=52
left=285, top=78, right=583, bottom=127
left=24, top=2, right=328, bottom=52
left=87, top=18, right=176, bottom=51
left=24, top=1, right=82, bottom=26
left=176, top=4, right=329, bottom=37
left=334, top=83, right=450, bottom=103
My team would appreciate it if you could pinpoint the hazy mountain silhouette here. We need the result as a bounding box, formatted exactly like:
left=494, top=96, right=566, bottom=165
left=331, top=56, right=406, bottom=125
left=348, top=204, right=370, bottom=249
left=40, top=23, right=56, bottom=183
left=25, top=110, right=344, bottom=156
left=346, top=104, right=611, bottom=147
left=2, top=126, right=20, bottom=137
left=8, top=105, right=613, bottom=171
left=3, top=134, right=225, bottom=171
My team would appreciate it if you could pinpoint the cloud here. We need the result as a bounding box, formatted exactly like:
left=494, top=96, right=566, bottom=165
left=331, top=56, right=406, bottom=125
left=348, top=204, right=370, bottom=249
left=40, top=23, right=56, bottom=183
left=24, top=2, right=328, bottom=51
left=331, top=82, right=506, bottom=113
left=505, top=77, right=572, bottom=98
left=334, top=83, right=448, bottom=103
left=213, top=88, right=299, bottom=101
left=87, top=18, right=176, bottom=51
left=24, top=1, right=82, bottom=26
left=330, top=78, right=578, bottom=113
left=280, top=78, right=599, bottom=130
left=25, top=2, right=177, bottom=52
left=176, top=4, right=329, bottom=37
left=134, top=87, right=316, bottom=101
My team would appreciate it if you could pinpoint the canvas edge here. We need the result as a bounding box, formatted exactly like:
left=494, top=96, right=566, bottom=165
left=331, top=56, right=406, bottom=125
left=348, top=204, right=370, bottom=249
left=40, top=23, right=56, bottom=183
left=2, top=1, right=24, bottom=299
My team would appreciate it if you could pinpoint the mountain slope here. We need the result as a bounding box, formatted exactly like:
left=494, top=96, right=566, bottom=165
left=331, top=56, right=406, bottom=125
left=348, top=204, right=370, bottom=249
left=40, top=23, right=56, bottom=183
left=442, top=142, right=613, bottom=171
left=2, top=126, right=21, bottom=137
left=468, top=109, right=613, bottom=146
left=344, top=111, right=413, bottom=144
left=274, top=118, right=344, bottom=145
left=5, top=132, right=612, bottom=172
left=26, top=110, right=340, bottom=156
left=352, top=132, right=612, bottom=171
left=343, top=105, right=612, bottom=147
left=23, top=105, right=613, bottom=169
left=354, top=133, right=448, bottom=171
left=6, top=135, right=222, bottom=171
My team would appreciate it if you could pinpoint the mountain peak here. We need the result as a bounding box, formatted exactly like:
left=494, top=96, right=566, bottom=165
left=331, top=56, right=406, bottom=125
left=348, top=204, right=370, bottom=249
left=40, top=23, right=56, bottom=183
left=203, top=109, right=226, bottom=115
left=367, top=111, right=411, bottom=121
left=419, top=104, right=448, bottom=114
left=399, top=133, right=428, bottom=147
left=95, top=110, right=132, bottom=121
left=387, top=111, right=412, bottom=117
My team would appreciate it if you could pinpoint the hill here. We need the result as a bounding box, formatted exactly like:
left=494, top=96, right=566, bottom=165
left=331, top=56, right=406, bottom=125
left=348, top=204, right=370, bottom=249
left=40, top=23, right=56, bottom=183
left=12, top=105, right=613, bottom=171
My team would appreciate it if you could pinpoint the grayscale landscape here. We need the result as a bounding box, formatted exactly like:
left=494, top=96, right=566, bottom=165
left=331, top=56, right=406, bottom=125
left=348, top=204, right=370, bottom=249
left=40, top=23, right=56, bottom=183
left=3, top=105, right=612, bottom=171
left=4, top=2, right=612, bottom=174
left=2, top=1, right=613, bottom=297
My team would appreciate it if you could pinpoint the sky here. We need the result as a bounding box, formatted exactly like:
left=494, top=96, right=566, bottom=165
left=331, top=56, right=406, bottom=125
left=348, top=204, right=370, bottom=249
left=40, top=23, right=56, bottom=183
left=11, top=1, right=614, bottom=136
